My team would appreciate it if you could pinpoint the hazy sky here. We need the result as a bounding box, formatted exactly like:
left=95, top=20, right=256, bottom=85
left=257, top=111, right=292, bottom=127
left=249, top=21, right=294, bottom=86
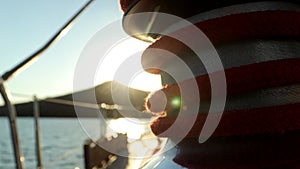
left=0, top=0, right=161, bottom=103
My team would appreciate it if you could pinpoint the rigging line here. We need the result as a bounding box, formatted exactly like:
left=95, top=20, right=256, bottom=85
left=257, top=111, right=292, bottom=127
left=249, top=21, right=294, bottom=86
left=44, top=98, right=100, bottom=109
left=6, top=94, right=135, bottom=111
left=9, top=94, right=126, bottom=111
left=1, top=0, right=95, bottom=81
left=44, top=98, right=126, bottom=110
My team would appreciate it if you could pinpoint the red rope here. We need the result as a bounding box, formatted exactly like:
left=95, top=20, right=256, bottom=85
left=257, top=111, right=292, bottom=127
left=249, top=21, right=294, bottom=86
left=147, top=58, right=300, bottom=137
left=146, top=58, right=300, bottom=114
left=142, top=11, right=300, bottom=74
left=151, top=103, right=300, bottom=138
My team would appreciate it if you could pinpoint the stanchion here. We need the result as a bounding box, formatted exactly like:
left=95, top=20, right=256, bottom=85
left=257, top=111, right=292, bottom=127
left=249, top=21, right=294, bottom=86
left=34, top=96, right=43, bottom=169
left=0, top=81, right=24, bottom=169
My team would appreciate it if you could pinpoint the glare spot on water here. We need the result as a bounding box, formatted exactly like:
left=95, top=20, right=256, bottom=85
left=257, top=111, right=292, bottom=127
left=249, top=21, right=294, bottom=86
left=106, top=118, right=145, bottom=142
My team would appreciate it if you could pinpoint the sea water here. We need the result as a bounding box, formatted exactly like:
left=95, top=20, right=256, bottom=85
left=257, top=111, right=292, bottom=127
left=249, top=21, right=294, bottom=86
left=0, top=117, right=100, bottom=169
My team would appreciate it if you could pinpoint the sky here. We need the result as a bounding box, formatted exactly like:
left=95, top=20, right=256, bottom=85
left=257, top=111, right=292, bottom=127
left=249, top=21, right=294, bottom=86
left=0, top=0, right=162, bottom=103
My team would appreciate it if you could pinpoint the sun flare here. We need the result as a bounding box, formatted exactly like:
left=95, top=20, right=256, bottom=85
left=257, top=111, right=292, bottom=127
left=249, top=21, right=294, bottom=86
left=94, top=37, right=162, bottom=92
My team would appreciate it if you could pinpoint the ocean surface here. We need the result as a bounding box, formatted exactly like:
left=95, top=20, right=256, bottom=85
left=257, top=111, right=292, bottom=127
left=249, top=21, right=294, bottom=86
left=0, top=117, right=101, bottom=169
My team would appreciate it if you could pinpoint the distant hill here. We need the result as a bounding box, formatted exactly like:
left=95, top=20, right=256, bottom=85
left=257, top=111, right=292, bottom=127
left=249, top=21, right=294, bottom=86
left=0, top=81, right=152, bottom=118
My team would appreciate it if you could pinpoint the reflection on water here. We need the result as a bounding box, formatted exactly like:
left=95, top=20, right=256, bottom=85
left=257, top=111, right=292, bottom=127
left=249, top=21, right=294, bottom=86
left=80, top=117, right=165, bottom=169
left=104, top=118, right=164, bottom=169
left=0, top=117, right=164, bottom=169
left=106, top=118, right=148, bottom=142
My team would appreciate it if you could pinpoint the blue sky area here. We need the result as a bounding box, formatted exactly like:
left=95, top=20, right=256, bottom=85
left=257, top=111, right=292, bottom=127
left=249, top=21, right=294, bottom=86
left=0, top=0, right=161, bottom=103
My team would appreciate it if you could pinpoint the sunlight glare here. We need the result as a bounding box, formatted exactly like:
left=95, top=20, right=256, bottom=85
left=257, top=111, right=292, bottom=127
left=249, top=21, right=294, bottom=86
left=94, top=38, right=162, bottom=92
left=106, top=118, right=145, bottom=142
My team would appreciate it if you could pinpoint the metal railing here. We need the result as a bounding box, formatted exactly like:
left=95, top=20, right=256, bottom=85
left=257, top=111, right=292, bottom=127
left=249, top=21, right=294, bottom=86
left=0, top=1, right=95, bottom=168
left=7, top=93, right=105, bottom=169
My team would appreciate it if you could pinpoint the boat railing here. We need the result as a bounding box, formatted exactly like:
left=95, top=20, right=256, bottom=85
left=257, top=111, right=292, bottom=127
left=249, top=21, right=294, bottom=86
left=0, top=1, right=95, bottom=168
left=6, top=92, right=108, bottom=169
